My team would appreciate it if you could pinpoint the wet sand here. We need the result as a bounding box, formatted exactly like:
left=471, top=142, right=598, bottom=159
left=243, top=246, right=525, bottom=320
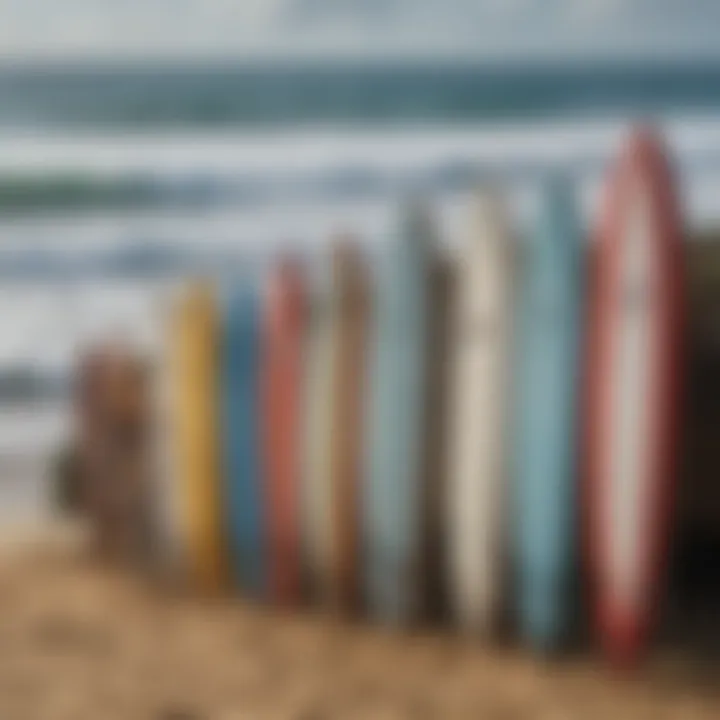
left=0, top=525, right=717, bottom=720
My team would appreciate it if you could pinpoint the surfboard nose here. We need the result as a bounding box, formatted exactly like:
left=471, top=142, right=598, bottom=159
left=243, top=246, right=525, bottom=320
left=623, top=124, right=671, bottom=172
left=468, top=189, right=507, bottom=239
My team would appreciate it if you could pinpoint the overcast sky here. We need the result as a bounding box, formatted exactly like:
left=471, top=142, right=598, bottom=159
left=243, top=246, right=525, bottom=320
left=1, top=0, right=719, bottom=62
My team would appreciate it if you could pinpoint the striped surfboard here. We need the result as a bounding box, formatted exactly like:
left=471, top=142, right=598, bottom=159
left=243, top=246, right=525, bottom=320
left=585, top=128, right=684, bottom=665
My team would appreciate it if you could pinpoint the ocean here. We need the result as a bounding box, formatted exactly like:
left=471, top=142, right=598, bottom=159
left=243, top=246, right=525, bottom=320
left=3, top=62, right=720, bottom=128
left=1, top=61, right=719, bottom=522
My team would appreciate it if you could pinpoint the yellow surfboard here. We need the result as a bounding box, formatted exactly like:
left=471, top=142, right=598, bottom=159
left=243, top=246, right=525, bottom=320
left=168, top=281, right=227, bottom=593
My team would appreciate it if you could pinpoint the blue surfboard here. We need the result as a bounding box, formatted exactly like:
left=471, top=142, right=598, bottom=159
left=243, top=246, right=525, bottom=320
left=364, top=204, right=434, bottom=625
left=514, top=180, right=584, bottom=650
left=221, top=285, right=265, bottom=599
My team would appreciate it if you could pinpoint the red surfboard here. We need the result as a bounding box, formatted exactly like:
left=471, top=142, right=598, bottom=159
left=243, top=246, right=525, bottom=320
left=585, top=127, right=684, bottom=665
left=261, top=259, right=307, bottom=606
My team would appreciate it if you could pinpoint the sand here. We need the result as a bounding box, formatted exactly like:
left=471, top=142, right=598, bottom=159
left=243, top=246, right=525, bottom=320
left=0, top=525, right=717, bottom=720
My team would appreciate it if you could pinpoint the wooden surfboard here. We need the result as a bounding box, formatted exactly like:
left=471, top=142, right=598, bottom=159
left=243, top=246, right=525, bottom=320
left=514, top=180, right=584, bottom=651
left=222, top=284, right=265, bottom=599
left=167, top=281, right=227, bottom=594
left=418, top=255, right=453, bottom=622
left=300, top=260, right=337, bottom=604
left=446, top=192, right=517, bottom=635
left=586, top=128, right=684, bottom=665
left=364, top=205, right=435, bottom=626
left=327, top=239, right=370, bottom=615
left=262, top=259, right=307, bottom=607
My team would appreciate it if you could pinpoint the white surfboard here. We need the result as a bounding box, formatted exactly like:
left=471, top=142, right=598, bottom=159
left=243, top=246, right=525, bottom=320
left=446, top=192, right=518, bottom=635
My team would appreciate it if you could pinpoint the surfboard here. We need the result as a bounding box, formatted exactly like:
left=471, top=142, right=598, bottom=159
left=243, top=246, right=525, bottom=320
left=167, top=281, right=227, bottom=594
left=514, top=180, right=584, bottom=651
left=221, top=284, right=265, bottom=599
left=327, top=240, right=370, bottom=615
left=261, top=259, right=307, bottom=607
left=149, top=285, right=189, bottom=584
left=418, top=255, right=453, bottom=622
left=446, top=192, right=517, bottom=635
left=586, top=128, right=684, bottom=665
left=364, top=205, right=435, bottom=626
left=300, top=260, right=337, bottom=604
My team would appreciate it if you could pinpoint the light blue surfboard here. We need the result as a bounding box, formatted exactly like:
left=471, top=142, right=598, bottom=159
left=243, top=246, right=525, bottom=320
left=514, top=180, right=584, bottom=650
left=222, top=285, right=265, bottom=599
left=364, top=204, right=434, bottom=625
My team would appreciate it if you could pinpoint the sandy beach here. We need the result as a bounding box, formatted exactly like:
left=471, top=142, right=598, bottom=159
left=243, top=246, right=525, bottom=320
left=0, top=526, right=715, bottom=720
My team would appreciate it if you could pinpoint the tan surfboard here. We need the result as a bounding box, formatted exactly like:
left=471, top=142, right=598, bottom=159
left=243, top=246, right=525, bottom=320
left=166, top=281, right=227, bottom=594
left=327, top=239, right=371, bottom=615
left=301, top=260, right=337, bottom=603
left=150, top=283, right=189, bottom=585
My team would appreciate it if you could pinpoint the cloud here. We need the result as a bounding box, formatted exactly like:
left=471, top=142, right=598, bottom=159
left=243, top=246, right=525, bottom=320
left=0, top=0, right=718, bottom=60
left=0, top=0, right=288, bottom=56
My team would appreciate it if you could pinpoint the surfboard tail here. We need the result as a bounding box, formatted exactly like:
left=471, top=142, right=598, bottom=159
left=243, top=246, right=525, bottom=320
left=518, top=569, right=566, bottom=653
left=596, top=600, right=650, bottom=667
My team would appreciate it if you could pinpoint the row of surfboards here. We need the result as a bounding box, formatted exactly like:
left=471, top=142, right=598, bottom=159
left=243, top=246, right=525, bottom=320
left=152, top=127, right=684, bottom=667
